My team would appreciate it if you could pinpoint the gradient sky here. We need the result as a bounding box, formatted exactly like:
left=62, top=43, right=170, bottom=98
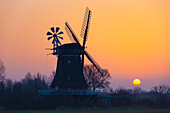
left=0, top=0, right=170, bottom=90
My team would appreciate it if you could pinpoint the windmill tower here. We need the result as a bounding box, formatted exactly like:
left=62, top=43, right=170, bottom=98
left=39, top=7, right=110, bottom=107
left=46, top=7, right=103, bottom=91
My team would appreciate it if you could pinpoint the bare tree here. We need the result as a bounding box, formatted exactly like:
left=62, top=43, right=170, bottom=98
left=114, top=87, right=133, bottom=97
left=33, top=72, right=48, bottom=91
left=84, top=65, right=111, bottom=91
left=150, top=84, right=170, bottom=107
left=0, top=60, right=6, bottom=109
left=0, top=60, right=6, bottom=81
left=132, top=87, right=142, bottom=100
left=48, top=70, right=55, bottom=85
left=22, top=72, right=33, bottom=92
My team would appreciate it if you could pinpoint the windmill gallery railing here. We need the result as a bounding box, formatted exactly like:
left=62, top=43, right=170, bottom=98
left=38, top=89, right=101, bottom=96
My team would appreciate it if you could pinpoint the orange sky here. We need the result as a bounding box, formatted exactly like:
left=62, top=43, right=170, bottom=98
left=0, top=0, right=170, bottom=90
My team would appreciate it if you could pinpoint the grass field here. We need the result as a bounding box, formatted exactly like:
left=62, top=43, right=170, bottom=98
left=1, top=109, right=170, bottom=113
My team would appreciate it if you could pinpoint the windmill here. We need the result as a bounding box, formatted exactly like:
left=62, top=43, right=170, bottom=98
left=39, top=7, right=109, bottom=107
left=47, top=7, right=103, bottom=90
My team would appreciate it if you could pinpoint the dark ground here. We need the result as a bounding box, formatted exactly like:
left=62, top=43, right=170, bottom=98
left=1, top=109, right=170, bottom=113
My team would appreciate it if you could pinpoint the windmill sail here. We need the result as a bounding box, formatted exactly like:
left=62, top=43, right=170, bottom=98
left=84, top=50, right=103, bottom=76
left=80, top=7, right=92, bottom=41
left=81, top=7, right=92, bottom=69
left=65, top=22, right=81, bottom=46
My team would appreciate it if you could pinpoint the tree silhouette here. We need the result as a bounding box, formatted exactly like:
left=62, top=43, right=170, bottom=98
left=0, top=60, right=6, bottom=109
left=84, top=65, right=111, bottom=91
left=150, top=84, right=170, bottom=107
left=0, top=60, right=5, bottom=81
left=132, top=87, right=142, bottom=100
left=47, top=70, right=55, bottom=87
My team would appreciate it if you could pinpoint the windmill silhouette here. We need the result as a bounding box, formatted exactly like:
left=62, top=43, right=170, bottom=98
left=47, top=7, right=103, bottom=90
left=39, top=7, right=113, bottom=107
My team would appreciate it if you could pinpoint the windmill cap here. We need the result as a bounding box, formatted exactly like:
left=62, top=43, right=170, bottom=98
left=53, top=43, right=83, bottom=55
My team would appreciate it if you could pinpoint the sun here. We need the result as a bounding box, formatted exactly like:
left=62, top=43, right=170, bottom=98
left=133, top=79, right=141, bottom=86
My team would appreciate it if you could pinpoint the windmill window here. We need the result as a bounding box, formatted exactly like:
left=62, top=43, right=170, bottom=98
left=55, top=85, right=59, bottom=90
left=67, top=76, right=71, bottom=80
left=68, top=60, right=71, bottom=64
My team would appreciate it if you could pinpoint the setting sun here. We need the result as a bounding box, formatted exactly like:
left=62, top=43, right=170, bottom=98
left=133, top=79, right=141, bottom=86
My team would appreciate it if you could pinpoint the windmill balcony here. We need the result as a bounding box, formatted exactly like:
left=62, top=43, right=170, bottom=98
left=38, top=89, right=101, bottom=96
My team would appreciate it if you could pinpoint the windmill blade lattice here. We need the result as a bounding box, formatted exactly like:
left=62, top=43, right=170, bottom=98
left=84, top=50, right=103, bottom=76
left=80, top=7, right=92, bottom=41
left=81, top=7, right=92, bottom=70
left=65, top=22, right=81, bottom=45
